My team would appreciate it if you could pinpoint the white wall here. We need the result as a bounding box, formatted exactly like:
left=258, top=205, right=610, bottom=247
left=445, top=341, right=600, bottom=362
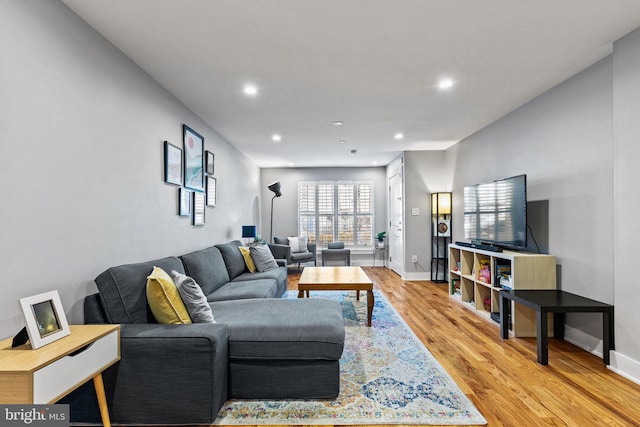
left=0, top=0, right=260, bottom=339
left=447, top=51, right=640, bottom=380
left=403, top=151, right=451, bottom=279
left=612, top=27, right=640, bottom=382
left=260, top=167, right=387, bottom=265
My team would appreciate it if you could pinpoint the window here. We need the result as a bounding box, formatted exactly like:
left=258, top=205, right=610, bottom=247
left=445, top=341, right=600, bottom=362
left=298, top=181, right=374, bottom=248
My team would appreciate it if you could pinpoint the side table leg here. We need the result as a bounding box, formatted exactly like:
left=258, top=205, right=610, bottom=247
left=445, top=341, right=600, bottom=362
left=537, top=311, right=549, bottom=365
left=366, top=290, right=374, bottom=327
left=500, top=295, right=509, bottom=339
left=93, top=373, right=111, bottom=427
left=603, top=310, right=611, bottom=365
left=298, top=289, right=304, bottom=298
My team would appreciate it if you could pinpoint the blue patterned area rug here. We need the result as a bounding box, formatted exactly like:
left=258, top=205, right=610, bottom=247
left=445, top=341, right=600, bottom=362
left=214, top=290, right=486, bottom=425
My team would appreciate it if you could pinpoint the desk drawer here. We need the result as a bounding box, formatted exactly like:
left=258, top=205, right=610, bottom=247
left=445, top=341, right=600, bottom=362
left=33, top=330, right=119, bottom=403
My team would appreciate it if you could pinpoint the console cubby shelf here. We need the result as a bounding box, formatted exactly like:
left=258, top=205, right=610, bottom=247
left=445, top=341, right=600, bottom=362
left=449, top=243, right=556, bottom=337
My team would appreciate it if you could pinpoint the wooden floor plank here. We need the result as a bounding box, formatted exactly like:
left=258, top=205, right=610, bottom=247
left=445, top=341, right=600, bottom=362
left=207, top=267, right=640, bottom=427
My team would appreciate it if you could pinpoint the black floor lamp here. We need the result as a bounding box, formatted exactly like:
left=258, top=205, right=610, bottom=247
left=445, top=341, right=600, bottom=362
left=268, top=181, right=282, bottom=243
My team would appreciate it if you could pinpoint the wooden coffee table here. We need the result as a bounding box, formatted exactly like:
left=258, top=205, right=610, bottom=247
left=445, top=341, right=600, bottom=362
left=298, top=266, right=374, bottom=326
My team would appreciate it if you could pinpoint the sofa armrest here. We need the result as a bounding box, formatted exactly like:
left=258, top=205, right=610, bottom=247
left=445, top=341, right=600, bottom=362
left=268, top=243, right=291, bottom=260
left=276, top=258, right=288, bottom=268
left=69, top=323, right=229, bottom=425
left=307, top=242, right=317, bottom=253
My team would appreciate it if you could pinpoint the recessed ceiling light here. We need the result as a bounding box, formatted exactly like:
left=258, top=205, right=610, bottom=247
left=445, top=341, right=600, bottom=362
left=243, top=84, right=258, bottom=96
left=339, top=140, right=346, bottom=144
left=272, top=134, right=282, bottom=142
left=372, top=161, right=378, bottom=165
left=333, top=121, right=343, bottom=126
left=394, top=133, right=404, bottom=140
left=438, top=78, right=454, bottom=90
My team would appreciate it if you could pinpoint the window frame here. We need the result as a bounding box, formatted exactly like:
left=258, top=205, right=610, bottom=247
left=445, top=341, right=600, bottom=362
left=298, top=180, right=374, bottom=248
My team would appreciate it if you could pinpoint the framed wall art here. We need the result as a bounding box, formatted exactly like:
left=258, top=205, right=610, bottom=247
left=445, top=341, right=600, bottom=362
left=206, top=176, right=216, bottom=207
left=205, top=150, right=215, bottom=175
left=19, top=290, right=70, bottom=349
left=178, top=188, right=191, bottom=217
left=193, top=192, right=205, bottom=226
left=183, top=125, right=204, bottom=192
left=164, top=141, right=182, bottom=185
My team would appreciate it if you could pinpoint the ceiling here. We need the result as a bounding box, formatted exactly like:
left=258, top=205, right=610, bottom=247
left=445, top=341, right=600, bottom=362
left=62, top=0, right=640, bottom=168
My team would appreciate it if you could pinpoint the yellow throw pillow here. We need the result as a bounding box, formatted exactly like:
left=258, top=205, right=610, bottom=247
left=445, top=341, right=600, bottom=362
left=239, top=246, right=257, bottom=273
left=146, top=266, right=192, bottom=324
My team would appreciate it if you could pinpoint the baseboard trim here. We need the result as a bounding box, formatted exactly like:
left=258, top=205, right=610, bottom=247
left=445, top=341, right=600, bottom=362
left=401, top=271, right=431, bottom=281
left=564, top=324, right=640, bottom=385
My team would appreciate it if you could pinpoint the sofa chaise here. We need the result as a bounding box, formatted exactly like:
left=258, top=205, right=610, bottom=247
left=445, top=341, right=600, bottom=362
left=66, top=240, right=345, bottom=425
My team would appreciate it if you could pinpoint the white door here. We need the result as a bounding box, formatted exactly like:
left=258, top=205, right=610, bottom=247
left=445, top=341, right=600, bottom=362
left=388, top=171, right=403, bottom=275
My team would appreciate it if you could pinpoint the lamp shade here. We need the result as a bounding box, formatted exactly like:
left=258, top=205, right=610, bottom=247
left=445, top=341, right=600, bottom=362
left=431, top=192, right=452, bottom=215
left=242, top=225, right=257, bottom=238
left=268, top=181, right=282, bottom=197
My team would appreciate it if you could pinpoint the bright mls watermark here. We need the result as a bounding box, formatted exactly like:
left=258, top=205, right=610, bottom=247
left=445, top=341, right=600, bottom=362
left=0, top=405, right=68, bottom=426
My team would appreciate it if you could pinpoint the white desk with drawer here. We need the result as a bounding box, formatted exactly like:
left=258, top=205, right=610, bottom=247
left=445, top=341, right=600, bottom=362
left=0, top=324, right=120, bottom=427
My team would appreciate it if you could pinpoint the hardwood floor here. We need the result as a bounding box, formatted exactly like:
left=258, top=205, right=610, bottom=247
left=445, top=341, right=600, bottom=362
left=214, top=267, right=640, bottom=427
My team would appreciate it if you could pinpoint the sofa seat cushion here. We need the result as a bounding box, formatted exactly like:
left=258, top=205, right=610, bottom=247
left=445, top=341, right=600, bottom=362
left=231, top=267, right=287, bottom=297
left=211, top=298, right=344, bottom=361
left=206, top=280, right=278, bottom=302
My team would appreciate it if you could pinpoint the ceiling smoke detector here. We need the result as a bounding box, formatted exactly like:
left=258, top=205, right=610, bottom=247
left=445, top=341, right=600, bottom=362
left=350, top=149, right=357, bottom=154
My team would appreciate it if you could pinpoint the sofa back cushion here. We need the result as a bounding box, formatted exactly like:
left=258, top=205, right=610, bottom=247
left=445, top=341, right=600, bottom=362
left=95, top=256, right=185, bottom=324
left=180, top=246, right=230, bottom=295
left=215, top=241, right=247, bottom=280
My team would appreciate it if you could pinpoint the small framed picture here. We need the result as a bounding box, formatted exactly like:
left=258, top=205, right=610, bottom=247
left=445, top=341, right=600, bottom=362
left=205, top=151, right=215, bottom=175
left=183, top=125, right=204, bottom=192
left=206, top=176, right=216, bottom=207
left=193, top=192, right=205, bottom=226
left=164, top=141, right=182, bottom=185
left=19, top=290, right=70, bottom=349
left=178, top=188, right=191, bottom=216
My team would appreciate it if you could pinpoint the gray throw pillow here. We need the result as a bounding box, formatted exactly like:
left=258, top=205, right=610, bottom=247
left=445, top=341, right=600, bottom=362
left=250, top=245, right=279, bottom=271
left=171, top=270, right=215, bottom=323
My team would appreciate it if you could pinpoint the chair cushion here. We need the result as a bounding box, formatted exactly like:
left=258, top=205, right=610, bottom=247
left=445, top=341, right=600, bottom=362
left=287, top=236, right=308, bottom=253
left=211, top=298, right=345, bottom=360
left=291, top=251, right=314, bottom=262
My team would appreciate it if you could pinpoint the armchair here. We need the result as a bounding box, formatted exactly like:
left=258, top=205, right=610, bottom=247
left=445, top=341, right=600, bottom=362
left=269, top=237, right=316, bottom=268
left=322, top=242, right=351, bottom=266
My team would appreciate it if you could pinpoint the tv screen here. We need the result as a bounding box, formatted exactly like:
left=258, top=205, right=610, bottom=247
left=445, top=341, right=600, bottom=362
left=463, top=174, right=527, bottom=250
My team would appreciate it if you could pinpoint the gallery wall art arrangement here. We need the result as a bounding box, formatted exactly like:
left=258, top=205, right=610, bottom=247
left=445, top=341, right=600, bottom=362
left=163, top=124, right=216, bottom=225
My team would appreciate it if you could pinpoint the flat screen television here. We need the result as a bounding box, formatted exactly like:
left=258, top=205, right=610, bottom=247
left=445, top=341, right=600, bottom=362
left=463, top=174, right=527, bottom=250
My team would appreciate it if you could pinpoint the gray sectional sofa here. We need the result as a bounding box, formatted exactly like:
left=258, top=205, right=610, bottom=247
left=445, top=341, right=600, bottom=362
left=67, top=240, right=345, bottom=425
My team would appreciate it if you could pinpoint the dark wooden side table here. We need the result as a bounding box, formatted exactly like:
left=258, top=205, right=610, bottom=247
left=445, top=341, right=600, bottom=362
left=499, top=289, right=614, bottom=365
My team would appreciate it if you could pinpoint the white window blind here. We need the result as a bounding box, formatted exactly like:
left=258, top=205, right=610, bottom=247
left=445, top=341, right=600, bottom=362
left=298, top=181, right=374, bottom=248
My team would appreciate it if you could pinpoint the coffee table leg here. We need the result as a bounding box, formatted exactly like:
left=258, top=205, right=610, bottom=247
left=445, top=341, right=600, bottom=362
left=298, top=289, right=304, bottom=298
left=367, top=290, right=374, bottom=326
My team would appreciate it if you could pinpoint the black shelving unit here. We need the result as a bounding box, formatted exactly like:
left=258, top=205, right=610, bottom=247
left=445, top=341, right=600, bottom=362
left=431, top=192, right=452, bottom=283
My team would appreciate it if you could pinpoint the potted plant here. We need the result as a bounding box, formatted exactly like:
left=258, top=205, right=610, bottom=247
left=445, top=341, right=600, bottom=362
left=376, top=231, right=386, bottom=248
